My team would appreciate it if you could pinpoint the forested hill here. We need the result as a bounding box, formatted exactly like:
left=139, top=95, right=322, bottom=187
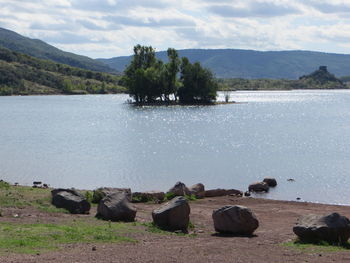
left=0, top=47, right=125, bottom=95
left=98, top=49, right=350, bottom=79
left=0, top=27, right=115, bottom=73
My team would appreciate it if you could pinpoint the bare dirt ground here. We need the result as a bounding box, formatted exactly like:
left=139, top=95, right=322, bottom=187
left=1, top=196, right=350, bottom=263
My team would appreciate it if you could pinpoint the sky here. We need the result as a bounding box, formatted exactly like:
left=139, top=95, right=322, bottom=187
left=1, top=0, right=350, bottom=58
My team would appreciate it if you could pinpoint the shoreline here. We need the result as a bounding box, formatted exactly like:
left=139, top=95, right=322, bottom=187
left=4, top=181, right=350, bottom=207
left=1, top=88, right=349, bottom=97
left=1, top=184, right=350, bottom=262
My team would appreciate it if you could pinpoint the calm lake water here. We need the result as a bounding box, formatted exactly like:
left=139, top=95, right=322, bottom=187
left=1, top=90, right=350, bottom=205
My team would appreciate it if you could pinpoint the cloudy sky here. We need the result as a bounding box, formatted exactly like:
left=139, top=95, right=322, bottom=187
left=1, top=0, right=350, bottom=58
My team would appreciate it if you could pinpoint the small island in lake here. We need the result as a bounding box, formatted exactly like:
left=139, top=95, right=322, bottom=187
left=122, top=45, right=219, bottom=105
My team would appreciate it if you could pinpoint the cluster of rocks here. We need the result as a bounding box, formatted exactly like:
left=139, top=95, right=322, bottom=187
left=32, top=181, right=49, bottom=188
left=247, top=177, right=277, bottom=194
left=50, top=182, right=252, bottom=234
left=168, top=181, right=243, bottom=199
left=50, top=180, right=350, bottom=244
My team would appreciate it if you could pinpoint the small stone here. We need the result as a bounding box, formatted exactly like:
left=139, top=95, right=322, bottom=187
left=92, top=246, right=97, bottom=251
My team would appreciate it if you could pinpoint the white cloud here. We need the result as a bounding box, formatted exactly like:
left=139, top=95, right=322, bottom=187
left=0, top=0, right=349, bottom=57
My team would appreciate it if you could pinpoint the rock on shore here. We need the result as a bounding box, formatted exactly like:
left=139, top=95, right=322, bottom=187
left=96, top=192, right=136, bottom=222
left=212, top=205, right=259, bottom=235
left=167, top=182, right=190, bottom=197
left=293, top=213, right=350, bottom=244
left=92, top=187, right=132, bottom=203
left=51, top=188, right=90, bottom=214
left=248, top=182, right=269, bottom=192
left=152, top=196, right=190, bottom=231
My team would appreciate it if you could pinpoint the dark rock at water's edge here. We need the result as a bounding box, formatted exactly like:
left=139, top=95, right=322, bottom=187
left=51, top=188, right=90, bottom=214
left=212, top=205, right=259, bottom=235
left=205, top=188, right=243, bottom=197
left=96, top=192, right=136, bottom=222
left=293, top=213, right=350, bottom=245
left=263, top=178, right=277, bottom=187
left=152, top=196, right=190, bottom=232
left=189, top=183, right=205, bottom=198
left=248, top=182, right=269, bottom=192
left=92, top=187, right=132, bottom=203
left=167, top=182, right=191, bottom=197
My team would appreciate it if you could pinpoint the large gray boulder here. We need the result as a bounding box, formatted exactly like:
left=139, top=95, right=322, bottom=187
left=152, top=196, right=190, bottom=231
left=92, top=187, right=132, bottom=203
left=167, top=181, right=190, bottom=197
left=212, top=205, right=259, bottom=235
left=189, top=183, right=205, bottom=198
left=96, top=192, right=136, bottom=222
left=293, top=213, right=350, bottom=244
left=263, top=177, right=277, bottom=187
left=51, top=188, right=90, bottom=214
left=248, top=182, right=269, bottom=192
left=205, top=188, right=243, bottom=197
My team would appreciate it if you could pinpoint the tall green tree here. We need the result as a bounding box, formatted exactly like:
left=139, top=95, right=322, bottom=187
left=123, top=45, right=158, bottom=103
left=163, top=48, right=181, bottom=101
left=178, top=58, right=218, bottom=103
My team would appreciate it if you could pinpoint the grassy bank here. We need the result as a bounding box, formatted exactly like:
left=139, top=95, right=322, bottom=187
left=0, top=182, right=194, bottom=255
left=0, top=221, right=136, bottom=254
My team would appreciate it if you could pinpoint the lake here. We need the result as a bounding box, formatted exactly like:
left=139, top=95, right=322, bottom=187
left=0, top=90, right=349, bottom=205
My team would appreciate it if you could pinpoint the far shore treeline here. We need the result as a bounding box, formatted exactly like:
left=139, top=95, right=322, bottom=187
left=0, top=42, right=349, bottom=96
left=122, top=45, right=218, bottom=104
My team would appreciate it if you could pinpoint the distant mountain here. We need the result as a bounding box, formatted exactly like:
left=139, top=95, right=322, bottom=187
left=98, top=49, right=350, bottom=79
left=0, top=27, right=115, bottom=73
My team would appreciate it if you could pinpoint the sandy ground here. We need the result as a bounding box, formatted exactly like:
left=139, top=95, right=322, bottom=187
left=1, top=196, right=350, bottom=263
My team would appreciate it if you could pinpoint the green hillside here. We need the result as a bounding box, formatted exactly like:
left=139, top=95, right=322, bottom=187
left=0, top=47, right=125, bottom=95
left=98, top=49, right=350, bottom=79
left=0, top=27, right=115, bottom=73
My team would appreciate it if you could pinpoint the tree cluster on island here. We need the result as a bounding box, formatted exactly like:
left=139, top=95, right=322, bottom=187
left=122, top=45, right=218, bottom=104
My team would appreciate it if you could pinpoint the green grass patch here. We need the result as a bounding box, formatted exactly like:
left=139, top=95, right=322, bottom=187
left=164, top=192, right=197, bottom=202
left=283, top=239, right=350, bottom=253
left=0, top=184, right=68, bottom=213
left=0, top=181, right=10, bottom=190
left=184, top=194, right=197, bottom=202
left=0, top=221, right=136, bottom=254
